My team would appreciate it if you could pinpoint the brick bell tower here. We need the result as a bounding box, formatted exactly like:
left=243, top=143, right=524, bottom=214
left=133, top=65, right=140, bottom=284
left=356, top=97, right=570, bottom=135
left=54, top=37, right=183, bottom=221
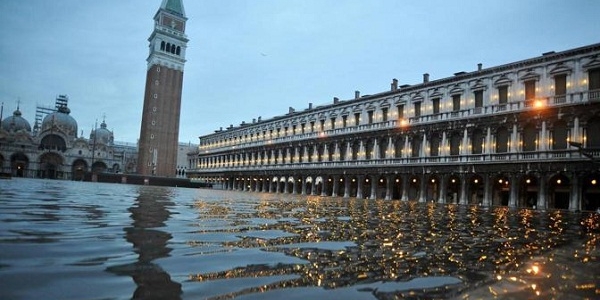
left=138, top=0, right=188, bottom=177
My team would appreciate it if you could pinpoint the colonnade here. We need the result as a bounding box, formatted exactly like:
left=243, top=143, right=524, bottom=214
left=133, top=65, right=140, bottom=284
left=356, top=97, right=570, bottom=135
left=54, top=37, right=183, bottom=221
left=199, top=167, right=600, bottom=211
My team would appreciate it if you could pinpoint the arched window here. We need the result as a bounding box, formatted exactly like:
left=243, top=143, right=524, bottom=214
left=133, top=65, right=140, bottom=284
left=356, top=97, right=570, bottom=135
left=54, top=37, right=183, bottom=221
left=412, top=135, right=421, bottom=157
left=588, top=117, right=600, bottom=148
left=379, top=137, right=387, bottom=159
left=496, top=127, right=509, bottom=153
left=160, top=41, right=165, bottom=51
left=171, top=44, right=176, bottom=54
left=430, top=134, right=440, bottom=157
left=166, top=43, right=171, bottom=53
left=552, top=120, right=568, bottom=150
left=522, top=123, right=537, bottom=152
left=471, top=128, right=484, bottom=154
left=176, top=46, right=181, bottom=55
left=395, top=137, right=403, bottom=158
left=351, top=141, right=360, bottom=160
left=365, top=139, right=374, bottom=159
left=450, top=133, right=461, bottom=156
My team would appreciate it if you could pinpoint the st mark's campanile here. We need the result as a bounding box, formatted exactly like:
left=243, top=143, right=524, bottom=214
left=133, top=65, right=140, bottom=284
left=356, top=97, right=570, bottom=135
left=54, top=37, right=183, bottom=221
left=138, top=0, right=188, bottom=177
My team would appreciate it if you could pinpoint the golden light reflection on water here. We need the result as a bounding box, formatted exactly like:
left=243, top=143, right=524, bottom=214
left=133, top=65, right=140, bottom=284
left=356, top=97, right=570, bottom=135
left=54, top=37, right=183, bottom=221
left=187, top=197, right=599, bottom=299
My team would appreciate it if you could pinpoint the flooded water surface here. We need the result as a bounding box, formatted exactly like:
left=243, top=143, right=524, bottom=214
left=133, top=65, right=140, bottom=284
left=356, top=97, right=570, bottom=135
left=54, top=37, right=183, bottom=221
left=0, top=178, right=598, bottom=299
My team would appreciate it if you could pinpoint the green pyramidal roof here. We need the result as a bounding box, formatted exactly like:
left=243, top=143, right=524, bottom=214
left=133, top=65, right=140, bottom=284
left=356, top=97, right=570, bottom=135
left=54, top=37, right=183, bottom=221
left=162, top=0, right=185, bottom=17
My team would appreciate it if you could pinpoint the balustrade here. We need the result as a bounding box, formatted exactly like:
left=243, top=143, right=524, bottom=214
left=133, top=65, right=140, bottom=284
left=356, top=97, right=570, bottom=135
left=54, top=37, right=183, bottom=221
left=197, top=147, right=592, bottom=174
left=198, top=91, right=596, bottom=158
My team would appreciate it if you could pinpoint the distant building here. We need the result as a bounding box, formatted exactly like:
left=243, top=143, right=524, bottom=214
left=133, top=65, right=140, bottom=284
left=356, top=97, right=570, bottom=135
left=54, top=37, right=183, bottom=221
left=0, top=94, right=196, bottom=180
left=137, top=0, right=188, bottom=177
left=0, top=95, right=138, bottom=179
left=188, top=43, right=600, bottom=211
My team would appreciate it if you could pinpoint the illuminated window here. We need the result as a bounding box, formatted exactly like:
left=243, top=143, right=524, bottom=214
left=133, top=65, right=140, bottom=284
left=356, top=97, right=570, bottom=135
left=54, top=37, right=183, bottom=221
left=589, top=68, right=600, bottom=90
left=498, top=86, right=508, bottom=105
left=525, top=80, right=536, bottom=101
left=397, top=104, right=404, bottom=119
left=554, top=74, right=567, bottom=96
left=414, top=102, right=421, bottom=117
left=432, top=98, right=440, bottom=114
left=474, top=90, right=483, bottom=108
left=452, top=95, right=461, bottom=112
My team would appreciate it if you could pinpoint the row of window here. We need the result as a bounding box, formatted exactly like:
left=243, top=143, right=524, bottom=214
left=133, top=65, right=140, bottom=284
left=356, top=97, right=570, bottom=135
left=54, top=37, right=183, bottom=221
left=198, top=118, right=600, bottom=169
left=160, top=41, right=181, bottom=56
left=200, top=69, right=600, bottom=149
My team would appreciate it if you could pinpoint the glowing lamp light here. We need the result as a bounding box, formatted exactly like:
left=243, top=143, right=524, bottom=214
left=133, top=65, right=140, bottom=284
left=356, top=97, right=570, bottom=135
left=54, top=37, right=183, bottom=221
left=534, top=99, right=545, bottom=108
left=556, top=179, right=561, bottom=184
left=412, top=178, right=417, bottom=183
left=592, top=179, right=597, bottom=185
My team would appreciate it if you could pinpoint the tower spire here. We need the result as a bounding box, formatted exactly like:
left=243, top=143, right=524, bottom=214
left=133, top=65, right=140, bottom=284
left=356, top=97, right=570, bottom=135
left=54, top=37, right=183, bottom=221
left=161, top=0, right=186, bottom=17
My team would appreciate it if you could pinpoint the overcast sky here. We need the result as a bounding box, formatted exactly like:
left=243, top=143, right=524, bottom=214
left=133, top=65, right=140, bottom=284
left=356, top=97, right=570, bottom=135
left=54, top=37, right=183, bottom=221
left=1, top=0, right=599, bottom=144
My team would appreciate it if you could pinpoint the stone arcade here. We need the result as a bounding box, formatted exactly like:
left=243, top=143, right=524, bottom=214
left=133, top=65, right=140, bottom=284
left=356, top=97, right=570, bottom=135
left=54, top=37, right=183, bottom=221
left=188, top=43, right=600, bottom=211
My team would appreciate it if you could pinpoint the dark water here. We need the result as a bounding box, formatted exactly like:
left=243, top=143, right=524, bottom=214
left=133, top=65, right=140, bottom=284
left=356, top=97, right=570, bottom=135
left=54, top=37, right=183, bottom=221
left=0, top=178, right=598, bottom=299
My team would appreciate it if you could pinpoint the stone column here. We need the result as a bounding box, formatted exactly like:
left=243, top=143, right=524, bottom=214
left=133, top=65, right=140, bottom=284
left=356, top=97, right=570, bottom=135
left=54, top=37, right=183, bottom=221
left=438, top=174, right=447, bottom=204
left=459, top=175, right=468, bottom=205
left=370, top=175, right=378, bottom=200
left=510, top=124, right=519, bottom=153
left=401, top=175, right=409, bottom=201
left=419, top=174, right=427, bottom=203
left=356, top=175, right=364, bottom=199
left=332, top=176, right=339, bottom=197
left=508, top=173, right=519, bottom=208
left=344, top=175, right=350, bottom=198
left=385, top=175, right=393, bottom=200
left=301, top=177, right=307, bottom=195
left=537, top=174, right=547, bottom=210
left=482, top=174, right=492, bottom=207
left=570, top=174, right=580, bottom=211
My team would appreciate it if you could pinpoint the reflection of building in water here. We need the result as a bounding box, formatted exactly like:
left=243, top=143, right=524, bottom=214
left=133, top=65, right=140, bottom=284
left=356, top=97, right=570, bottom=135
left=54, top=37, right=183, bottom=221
left=0, top=95, right=138, bottom=179
left=106, top=186, right=182, bottom=299
left=188, top=43, right=600, bottom=211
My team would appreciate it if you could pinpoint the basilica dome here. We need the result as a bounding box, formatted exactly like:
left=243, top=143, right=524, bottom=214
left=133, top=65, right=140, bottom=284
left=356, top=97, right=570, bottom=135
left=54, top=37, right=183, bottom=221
left=41, top=105, right=78, bottom=138
left=1, top=108, right=31, bottom=132
left=90, top=120, right=114, bottom=145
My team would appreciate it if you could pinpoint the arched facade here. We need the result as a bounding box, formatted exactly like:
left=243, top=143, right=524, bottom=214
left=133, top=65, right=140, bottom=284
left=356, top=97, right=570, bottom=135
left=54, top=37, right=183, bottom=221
left=188, top=43, right=600, bottom=212
left=0, top=95, right=139, bottom=180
